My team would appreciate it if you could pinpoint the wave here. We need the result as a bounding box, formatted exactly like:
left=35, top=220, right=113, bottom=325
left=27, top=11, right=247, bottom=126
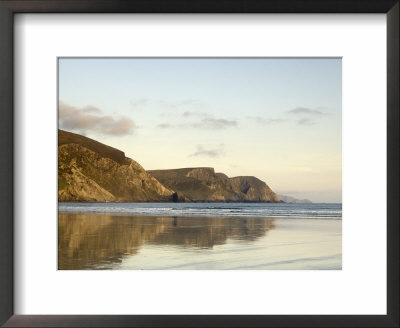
left=58, top=202, right=342, bottom=220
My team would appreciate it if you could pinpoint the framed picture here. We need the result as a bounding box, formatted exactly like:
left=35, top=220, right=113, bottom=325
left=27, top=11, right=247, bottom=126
left=0, top=0, right=398, bottom=327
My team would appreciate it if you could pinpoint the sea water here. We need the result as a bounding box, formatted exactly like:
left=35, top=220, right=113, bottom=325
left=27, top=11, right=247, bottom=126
left=58, top=203, right=342, bottom=270
left=58, top=202, right=341, bottom=219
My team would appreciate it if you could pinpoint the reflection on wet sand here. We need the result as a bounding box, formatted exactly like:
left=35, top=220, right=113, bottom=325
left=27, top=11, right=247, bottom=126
left=58, top=213, right=275, bottom=270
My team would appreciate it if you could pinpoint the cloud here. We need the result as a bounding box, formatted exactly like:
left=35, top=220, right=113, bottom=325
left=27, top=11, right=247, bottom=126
left=182, top=111, right=209, bottom=118
left=156, top=117, right=237, bottom=130
left=297, top=118, right=315, bottom=126
left=158, top=99, right=204, bottom=110
left=156, top=123, right=173, bottom=129
left=247, top=116, right=287, bottom=125
left=286, top=106, right=328, bottom=126
left=193, top=118, right=237, bottom=129
left=183, top=112, right=237, bottom=129
left=189, top=145, right=225, bottom=158
left=130, top=98, right=149, bottom=109
left=81, top=105, right=102, bottom=114
left=287, top=107, right=325, bottom=115
left=59, top=102, right=135, bottom=136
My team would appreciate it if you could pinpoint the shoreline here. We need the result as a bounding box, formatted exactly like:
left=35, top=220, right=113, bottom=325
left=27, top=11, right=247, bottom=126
left=58, top=211, right=342, bottom=220
left=58, top=202, right=342, bottom=220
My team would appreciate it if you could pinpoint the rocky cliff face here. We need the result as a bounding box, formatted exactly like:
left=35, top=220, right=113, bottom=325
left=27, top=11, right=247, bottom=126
left=230, top=176, right=281, bottom=202
left=148, top=168, right=281, bottom=203
left=58, top=130, right=281, bottom=203
left=58, top=130, right=175, bottom=202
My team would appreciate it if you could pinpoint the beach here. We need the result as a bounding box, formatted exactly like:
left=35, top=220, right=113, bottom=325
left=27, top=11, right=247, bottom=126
left=58, top=203, right=342, bottom=270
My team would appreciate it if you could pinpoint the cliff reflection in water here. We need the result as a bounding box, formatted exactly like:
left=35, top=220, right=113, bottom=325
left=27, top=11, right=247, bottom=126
left=58, top=213, right=275, bottom=270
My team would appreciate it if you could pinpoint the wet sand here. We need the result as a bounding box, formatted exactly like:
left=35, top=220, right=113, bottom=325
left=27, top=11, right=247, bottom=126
left=58, top=213, right=341, bottom=270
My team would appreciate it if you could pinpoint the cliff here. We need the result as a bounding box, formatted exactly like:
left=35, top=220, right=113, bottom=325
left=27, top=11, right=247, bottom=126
left=58, top=130, right=176, bottom=202
left=58, top=130, right=281, bottom=203
left=147, top=168, right=281, bottom=203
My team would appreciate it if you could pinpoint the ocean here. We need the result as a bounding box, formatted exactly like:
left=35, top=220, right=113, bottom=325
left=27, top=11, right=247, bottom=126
left=58, top=202, right=342, bottom=270
left=58, top=202, right=341, bottom=219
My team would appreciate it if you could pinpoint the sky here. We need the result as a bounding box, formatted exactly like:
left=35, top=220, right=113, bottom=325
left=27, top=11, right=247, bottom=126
left=58, top=58, right=342, bottom=203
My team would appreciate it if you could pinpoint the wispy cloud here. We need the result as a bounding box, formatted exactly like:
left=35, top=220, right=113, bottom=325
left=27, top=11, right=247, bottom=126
left=189, top=145, right=225, bottom=158
left=287, top=106, right=328, bottom=126
left=130, top=98, right=204, bottom=111
left=130, top=98, right=149, bottom=110
left=183, top=112, right=237, bottom=128
left=156, top=123, right=173, bottom=129
left=297, top=118, right=315, bottom=126
left=156, top=116, right=237, bottom=130
left=59, top=102, right=135, bottom=136
left=193, top=118, right=237, bottom=129
left=81, top=105, right=102, bottom=114
left=159, top=99, right=204, bottom=110
left=247, top=116, right=287, bottom=125
left=182, top=111, right=209, bottom=118
left=287, top=107, right=325, bottom=115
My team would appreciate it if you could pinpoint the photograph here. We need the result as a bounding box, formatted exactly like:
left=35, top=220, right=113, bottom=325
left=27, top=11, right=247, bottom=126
left=1, top=0, right=396, bottom=325
left=57, top=58, right=342, bottom=270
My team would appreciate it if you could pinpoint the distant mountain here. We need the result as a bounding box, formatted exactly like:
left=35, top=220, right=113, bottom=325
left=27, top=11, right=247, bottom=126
left=58, top=129, right=175, bottom=202
left=148, top=168, right=281, bottom=203
left=278, top=194, right=312, bottom=204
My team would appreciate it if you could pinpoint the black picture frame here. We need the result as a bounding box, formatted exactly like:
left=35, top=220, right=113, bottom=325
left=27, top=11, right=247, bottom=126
left=0, top=1, right=398, bottom=327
